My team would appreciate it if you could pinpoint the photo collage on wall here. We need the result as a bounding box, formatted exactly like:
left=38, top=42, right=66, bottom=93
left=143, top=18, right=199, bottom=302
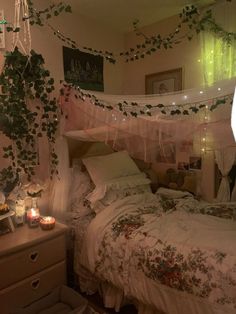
left=63, top=46, right=104, bottom=91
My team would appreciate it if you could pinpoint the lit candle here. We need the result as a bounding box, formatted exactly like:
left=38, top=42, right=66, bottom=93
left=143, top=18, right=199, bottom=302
left=27, top=208, right=40, bottom=228
left=40, top=216, right=56, bottom=230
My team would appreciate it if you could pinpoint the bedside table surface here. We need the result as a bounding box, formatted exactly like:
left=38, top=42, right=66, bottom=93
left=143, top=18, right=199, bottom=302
left=0, top=222, right=68, bottom=257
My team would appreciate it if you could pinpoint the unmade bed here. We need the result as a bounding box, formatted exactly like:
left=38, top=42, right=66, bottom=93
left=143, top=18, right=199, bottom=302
left=66, top=150, right=236, bottom=314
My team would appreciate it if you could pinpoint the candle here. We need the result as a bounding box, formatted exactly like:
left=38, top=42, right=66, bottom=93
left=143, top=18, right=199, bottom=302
left=40, top=216, right=55, bottom=230
left=15, top=200, right=25, bottom=225
left=27, top=208, right=40, bottom=227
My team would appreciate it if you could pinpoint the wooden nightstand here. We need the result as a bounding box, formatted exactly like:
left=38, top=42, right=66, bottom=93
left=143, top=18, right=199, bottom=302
left=0, top=222, right=68, bottom=314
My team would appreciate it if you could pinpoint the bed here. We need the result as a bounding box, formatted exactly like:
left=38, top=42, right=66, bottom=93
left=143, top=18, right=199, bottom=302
left=66, top=145, right=236, bottom=314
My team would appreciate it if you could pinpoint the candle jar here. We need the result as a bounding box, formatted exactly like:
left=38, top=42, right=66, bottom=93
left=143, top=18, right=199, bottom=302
left=15, top=200, right=25, bottom=226
left=40, top=216, right=55, bottom=230
left=27, top=208, right=40, bottom=228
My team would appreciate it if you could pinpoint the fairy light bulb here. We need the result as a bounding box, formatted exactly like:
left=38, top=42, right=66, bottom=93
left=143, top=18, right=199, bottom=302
left=184, top=95, right=187, bottom=100
left=200, top=91, right=203, bottom=94
left=172, top=102, right=176, bottom=105
left=201, top=147, right=206, bottom=153
left=217, top=87, right=221, bottom=91
left=202, top=137, right=206, bottom=142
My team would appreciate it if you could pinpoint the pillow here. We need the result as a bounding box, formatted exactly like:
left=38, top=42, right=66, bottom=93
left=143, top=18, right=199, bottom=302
left=82, top=151, right=141, bottom=186
left=86, top=173, right=151, bottom=205
left=155, top=187, right=193, bottom=199
left=93, top=184, right=151, bottom=214
left=69, top=165, right=94, bottom=215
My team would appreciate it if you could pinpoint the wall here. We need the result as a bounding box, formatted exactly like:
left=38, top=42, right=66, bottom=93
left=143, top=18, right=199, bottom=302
left=0, top=0, right=124, bottom=93
left=122, top=14, right=203, bottom=95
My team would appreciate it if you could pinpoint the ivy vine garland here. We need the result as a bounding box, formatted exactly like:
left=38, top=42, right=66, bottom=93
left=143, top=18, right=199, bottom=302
left=61, top=83, right=233, bottom=118
left=29, top=0, right=236, bottom=64
left=2, top=1, right=234, bottom=64
left=0, top=48, right=59, bottom=192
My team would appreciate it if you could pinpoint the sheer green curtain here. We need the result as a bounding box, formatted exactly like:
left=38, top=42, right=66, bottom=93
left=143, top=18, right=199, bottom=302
left=201, top=1, right=236, bottom=86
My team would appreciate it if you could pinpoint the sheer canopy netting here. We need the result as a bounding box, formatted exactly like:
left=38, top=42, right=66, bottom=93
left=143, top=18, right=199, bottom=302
left=59, top=78, right=236, bottom=163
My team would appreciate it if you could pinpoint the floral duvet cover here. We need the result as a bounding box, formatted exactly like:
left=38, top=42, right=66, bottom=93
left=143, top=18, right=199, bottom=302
left=79, top=193, right=236, bottom=314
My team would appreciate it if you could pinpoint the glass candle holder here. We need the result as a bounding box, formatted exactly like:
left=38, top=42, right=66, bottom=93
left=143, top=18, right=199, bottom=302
left=40, top=216, right=55, bottom=230
left=27, top=208, right=40, bottom=228
left=15, top=200, right=25, bottom=225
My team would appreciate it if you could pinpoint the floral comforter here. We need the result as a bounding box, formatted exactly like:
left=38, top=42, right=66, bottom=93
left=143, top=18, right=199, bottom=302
left=79, top=193, right=236, bottom=314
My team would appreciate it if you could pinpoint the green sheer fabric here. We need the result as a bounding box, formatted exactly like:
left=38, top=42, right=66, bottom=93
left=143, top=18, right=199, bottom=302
left=201, top=1, right=236, bottom=86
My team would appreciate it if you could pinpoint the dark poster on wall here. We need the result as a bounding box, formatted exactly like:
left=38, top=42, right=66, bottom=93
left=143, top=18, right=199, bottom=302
left=63, top=46, right=104, bottom=91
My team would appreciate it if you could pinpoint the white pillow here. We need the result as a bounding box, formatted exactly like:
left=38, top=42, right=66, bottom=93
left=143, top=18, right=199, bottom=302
left=86, top=173, right=151, bottom=214
left=69, top=165, right=94, bottom=214
left=155, top=187, right=192, bottom=199
left=82, top=151, right=141, bottom=186
left=86, top=173, right=151, bottom=205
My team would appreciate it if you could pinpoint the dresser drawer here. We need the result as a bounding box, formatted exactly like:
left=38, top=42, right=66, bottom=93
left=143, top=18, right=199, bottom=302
left=0, top=234, right=65, bottom=289
left=0, top=260, right=66, bottom=314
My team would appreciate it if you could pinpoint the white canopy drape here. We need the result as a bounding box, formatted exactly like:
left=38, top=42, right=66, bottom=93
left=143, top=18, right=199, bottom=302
left=50, top=78, right=236, bottom=217
left=215, top=147, right=236, bottom=202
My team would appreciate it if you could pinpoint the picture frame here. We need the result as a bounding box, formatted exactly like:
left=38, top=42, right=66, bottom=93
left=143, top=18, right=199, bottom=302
left=0, top=10, right=5, bottom=49
left=63, top=46, right=104, bottom=92
left=145, top=68, right=182, bottom=95
left=156, top=144, right=176, bottom=164
left=189, top=156, right=202, bottom=170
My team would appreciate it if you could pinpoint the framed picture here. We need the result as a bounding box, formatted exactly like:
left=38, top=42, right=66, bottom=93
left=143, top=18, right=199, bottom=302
left=63, top=46, right=104, bottom=92
left=189, top=156, right=202, bottom=170
left=0, top=10, right=5, bottom=49
left=145, top=68, right=182, bottom=95
left=156, top=144, right=176, bottom=164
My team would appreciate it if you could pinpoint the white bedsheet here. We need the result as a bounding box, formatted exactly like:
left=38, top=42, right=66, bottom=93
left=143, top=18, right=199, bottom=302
left=79, top=193, right=236, bottom=314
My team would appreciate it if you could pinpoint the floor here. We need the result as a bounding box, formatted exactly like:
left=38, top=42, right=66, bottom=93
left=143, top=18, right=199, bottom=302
left=84, top=292, right=138, bottom=314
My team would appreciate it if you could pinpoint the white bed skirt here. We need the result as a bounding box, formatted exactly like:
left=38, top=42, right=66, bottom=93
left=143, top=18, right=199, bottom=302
left=75, top=263, right=228, bottom=314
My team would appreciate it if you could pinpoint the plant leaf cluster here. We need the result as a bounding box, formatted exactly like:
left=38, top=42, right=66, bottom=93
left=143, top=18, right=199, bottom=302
left=40, top=1, right=235, bottom=63
left=0, top=48, right=59, bottom=191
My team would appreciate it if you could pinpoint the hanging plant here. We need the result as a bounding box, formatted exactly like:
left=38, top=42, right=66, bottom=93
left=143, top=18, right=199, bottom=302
left=0, top=47, right=59, bottom=191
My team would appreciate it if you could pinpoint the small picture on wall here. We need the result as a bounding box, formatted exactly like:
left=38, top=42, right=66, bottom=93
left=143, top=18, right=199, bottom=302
left=178, top=161, right=189, bottom=171
left=156, top=144, right=176, bottom=164
left=145, top=68, right=182, bottom=95
left=189, top=156, right=202, bottom=170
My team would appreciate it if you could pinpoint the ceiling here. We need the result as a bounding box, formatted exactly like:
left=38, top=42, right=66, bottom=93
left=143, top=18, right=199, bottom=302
left=68, top=0, right=216, bottom=33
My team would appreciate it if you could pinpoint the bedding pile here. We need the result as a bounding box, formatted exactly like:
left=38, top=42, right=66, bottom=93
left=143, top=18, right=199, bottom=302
left=68, top=151, right=236, bottom=314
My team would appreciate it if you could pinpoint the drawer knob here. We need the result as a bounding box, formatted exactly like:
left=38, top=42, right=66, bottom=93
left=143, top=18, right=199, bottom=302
left=29, top=251, right=39, bottom=262
left=31, top=278, right=40, bottom=290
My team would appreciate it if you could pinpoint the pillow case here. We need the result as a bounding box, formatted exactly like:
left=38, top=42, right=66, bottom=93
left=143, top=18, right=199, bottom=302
left=92, top=184, right=151, bottom=214
left=69, top=165, right=94, bottom=215
left=86, top=173, right=151, bottom=204
left=155, top=187, right=193, bottom=199
left=82, top=151, right=141, bottom=186
left=86, top=173, right=151, bottom=214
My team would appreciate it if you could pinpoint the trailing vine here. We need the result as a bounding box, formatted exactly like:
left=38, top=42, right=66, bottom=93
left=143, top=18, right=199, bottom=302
left=122, top=3, right=236, bottom=62
left=61, top=83, right=233, bottom=118
left=31, top=1, right=236, bottom=63
left=0, top=48, right=59, bottom=192
left=1, top=1, right=235, bottom=64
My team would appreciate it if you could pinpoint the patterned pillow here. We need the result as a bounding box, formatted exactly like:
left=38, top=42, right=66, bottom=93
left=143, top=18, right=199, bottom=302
left=93, top=184, right=151, bottom=214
